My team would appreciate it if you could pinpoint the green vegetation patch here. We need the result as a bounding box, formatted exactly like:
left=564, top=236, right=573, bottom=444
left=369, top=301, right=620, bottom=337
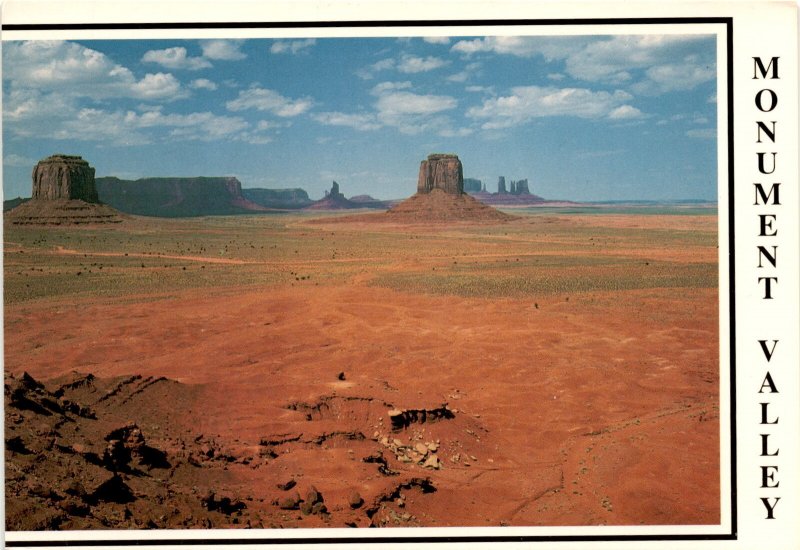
left=370, top=256, right=718, bottom=299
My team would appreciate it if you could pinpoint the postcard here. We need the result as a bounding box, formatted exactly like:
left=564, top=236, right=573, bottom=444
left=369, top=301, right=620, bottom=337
left=2, top=1, right=798, bottom=548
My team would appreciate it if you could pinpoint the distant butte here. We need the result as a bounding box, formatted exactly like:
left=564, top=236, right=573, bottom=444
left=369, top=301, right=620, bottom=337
left=309, top=154, right=516, bottom=224
left=5, top=155, right=124, bottom=225
left=384, top=154, right=515, bottom=222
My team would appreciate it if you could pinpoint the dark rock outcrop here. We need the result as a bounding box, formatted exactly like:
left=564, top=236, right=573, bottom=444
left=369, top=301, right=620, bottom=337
left=497, top=176, right=507, bottom=194
left=513, top=179, right=531, bottom=195
left=417, top=154, right=463, bottom=195
left=463, top=178, right=482, bottom=193
left=242, top=188, right=312, bottom=209
left=32, top=155, right=99, bottom=202
left=95, top=176, right=271, bottom=217
left=305, top=181, right=387, bottom=210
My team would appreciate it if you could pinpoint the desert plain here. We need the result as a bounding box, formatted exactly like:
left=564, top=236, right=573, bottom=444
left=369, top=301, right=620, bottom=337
left=4, top=206, right=720, bottom=530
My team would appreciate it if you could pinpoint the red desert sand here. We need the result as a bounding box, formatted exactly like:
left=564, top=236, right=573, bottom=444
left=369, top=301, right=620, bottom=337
left=4, top=211, right=720, bottom=530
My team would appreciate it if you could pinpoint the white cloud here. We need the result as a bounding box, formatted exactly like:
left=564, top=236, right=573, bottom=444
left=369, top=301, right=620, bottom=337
left=423, top=36, right=451, bottom=45
left=608, top=105, right=644, bottom=120
left=371, top=81, right=413, bottom=94
left=3, top=153, right=37, bottom=167
left=632, top=57, right=715, bottom=94
left=397, top=54, right=448, bottom=73
left=547, top=73, right=566, bottom=81
left=200, top=40, right=246, bottom=60
left=357, top=54, right=447, bottom=79
left=226, top=86, right=313, bottom=117
left=270, top=39, right=316, bottom=54
left=130, top=73, right=183, bottom=99
left=467, top=85, right=636, bottom=129
left=312, top=112, right=381, bottom=131
left=446, top=62, right=481, bottom=83
left=189, top=78, right=218, bottom=91
left=452, top=36, right=589, bottom=60
left=3, top=41, right=186, bottom=101
left=452, top=34, right=715, bottom=95
left=374, top=90, right=456, bottom=117
left=141, top=47, right=211, bottom=70
left=687, top=128, right=716, bottom=139
left=566, top=36, right=715, bottom=93
left=372, top=84, right=458, bottom=135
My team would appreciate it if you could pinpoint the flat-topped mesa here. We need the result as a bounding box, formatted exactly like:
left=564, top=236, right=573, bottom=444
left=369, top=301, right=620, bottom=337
left=417, top=154, right=463, bottom=195
left=32, top=154, right=98, bottom=202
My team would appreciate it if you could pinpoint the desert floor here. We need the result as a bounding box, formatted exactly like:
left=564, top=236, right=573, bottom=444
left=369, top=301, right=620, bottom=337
left=4, top=207, right=721, bottom=530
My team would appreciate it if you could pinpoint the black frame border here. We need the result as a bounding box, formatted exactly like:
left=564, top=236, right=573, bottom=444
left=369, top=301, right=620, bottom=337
left=2, top=15, right=736, bottom=547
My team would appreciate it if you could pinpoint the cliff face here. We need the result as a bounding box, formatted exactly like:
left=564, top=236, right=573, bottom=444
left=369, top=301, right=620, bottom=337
left=95, top=177, right=270, bottom=217
left=242, top=188, right=311, bottom=209
left=417, top=154, right=463, bottom=195
left=32, top=155, right=98, bottom=202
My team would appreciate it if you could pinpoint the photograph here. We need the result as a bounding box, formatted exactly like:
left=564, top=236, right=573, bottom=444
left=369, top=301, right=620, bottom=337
left=4, top=2, right=796, bottom=547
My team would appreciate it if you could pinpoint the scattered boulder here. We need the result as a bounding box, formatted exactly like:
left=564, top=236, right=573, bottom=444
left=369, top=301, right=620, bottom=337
left=276, top=479, right=297, bottom=491
left=277, top=491, right=302, bottom=510
left=348, top=490, right=364, bottom=509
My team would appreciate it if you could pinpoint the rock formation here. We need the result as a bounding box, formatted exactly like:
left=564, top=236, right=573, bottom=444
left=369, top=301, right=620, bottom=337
left=497, top=176, right=507, bottom=194
left=462, top=178, right=482, bottom=194
left=513, top=179, right=531, bottom=195
left=31, top=155, right=99, bottom=202
left=5, top=155, right=124, bottom=225
left=327, top=181, right=343, bottom=199
left=417, top=154, right=463, bottom=195
left=242, top=188, right=312, bottom=210
left=95, top=176, right=270, bottom=217
left=306, top=181, right=385, bottom=210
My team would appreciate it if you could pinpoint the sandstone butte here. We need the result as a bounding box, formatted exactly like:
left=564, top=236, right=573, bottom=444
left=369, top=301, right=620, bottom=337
left=5, top=154, right=124, bottom=225
left=312, top=154, right=516, bottom=224
left=385, top=154, right=516, bottom=222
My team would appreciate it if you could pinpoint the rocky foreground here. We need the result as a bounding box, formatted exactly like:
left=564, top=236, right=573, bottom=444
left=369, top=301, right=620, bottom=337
left=4, top=370, right=460, bottom=530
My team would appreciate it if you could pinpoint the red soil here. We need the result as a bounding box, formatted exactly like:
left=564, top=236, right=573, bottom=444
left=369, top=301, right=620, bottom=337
left=5, top=279, right=719, bottom=528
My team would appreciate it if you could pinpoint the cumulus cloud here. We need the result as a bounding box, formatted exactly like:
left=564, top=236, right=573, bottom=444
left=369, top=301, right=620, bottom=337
left=370, top=81, right=413, bottom=94
left=141, top=47, right=211, bottom=70
left=608, top=105, right=644, bottom=120
left=396, top=54, right=448, bottom=73
left=467, top=85, right=640, bottom=129
left=357, top=54, right=447, bottom=79
left=452, top=36, right=586, bottom=59
left=311, top=111, right=381, bottom=131
left=371, top=82, right=458, bottom=135
left=452, top=34, right=715, bottom=95
left=226, top=86, right=313, bottom=117
left=3, top=153, right=37, bottom=167
left=270, top=39, right=316, bottom=54
left=130, top=73, right=183, bottom=99
left=446, top=62, right=481, bottom=83
left=310, top=80, right=461, bottom=136
left=3, top=41, right=187, bottom=101
left=189, top=78, right=218, bottom=90
left=687, top=128, right=716, bottom=139
left=200, top=39, right=246, bottom=60
left=423, top=36, right=451, bottom=45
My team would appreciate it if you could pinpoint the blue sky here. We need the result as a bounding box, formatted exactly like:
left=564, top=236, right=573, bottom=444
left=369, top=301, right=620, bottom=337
left=2, top=34, right=717, bottom=201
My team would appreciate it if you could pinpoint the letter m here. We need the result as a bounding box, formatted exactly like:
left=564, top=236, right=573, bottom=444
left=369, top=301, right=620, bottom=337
left=754, top=57, right=780, bottom=79
left=754, top=183, right=781, bottom=206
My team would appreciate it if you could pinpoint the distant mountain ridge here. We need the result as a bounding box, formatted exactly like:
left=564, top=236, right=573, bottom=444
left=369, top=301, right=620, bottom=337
left=95, top=176, right=272, bottom=217
left=242, top=188, right=312, bottom=209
